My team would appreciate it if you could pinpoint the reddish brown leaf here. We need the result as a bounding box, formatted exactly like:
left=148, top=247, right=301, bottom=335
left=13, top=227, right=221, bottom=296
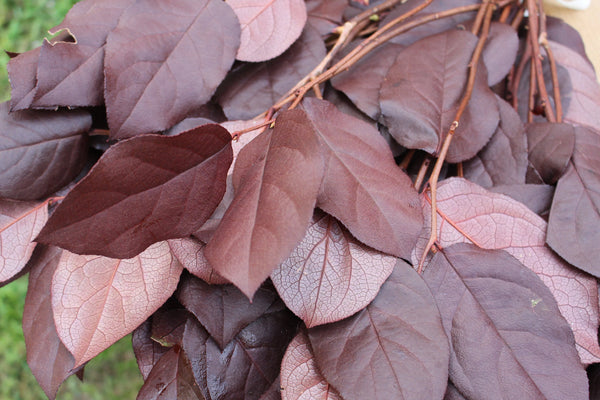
left=546, top=16, right=591, bottom=67
left=0, top=102, right=91, bottom=200
left=280, top=331, right=342, bottom=400
left=205, top=109, right=324, bottom=298
left=137, top=346, right=205, bottom=400
left=379, top=30, right=499, bottom=162
left=32, top=0, right=135, bottom=108
left=0, top=199, right=48, bottom=284
left=413, top=177, right=600, bottom=363
left=548, top=126, right=600, bottom=278
left=37, top=125, right=232, bottom=259
left=217, top=26, right=326, bottom=120
left=23, top=246, right=76, bottom=400
left=52, top=241, right=183, bottom=366
left=271, top=210, right=395, bottom=327
left=306, top=0, right=347, bottom=35
left=526, top=122, right=575, bottom=184
left=308, top=261, right=450, bottom=400
left=7, top=47, right=40, bottom=111
left=480, top=22, right=519, bottom=86
left=300, top=98, right=423, bottom=258
left=491, top=184, right=555, bottom=216
left=226, top=0, right=307, bottom=62
left=177, top=274, right=278, bottom=349
left=168, top=238, right=228, bottom=285
left=463, top=96, right=527, bottom=188
left=104, top=0, right=240, bottom=139
left=132, top=319, right=170, bottom=380
left=424, top=244, right=588, bottom=400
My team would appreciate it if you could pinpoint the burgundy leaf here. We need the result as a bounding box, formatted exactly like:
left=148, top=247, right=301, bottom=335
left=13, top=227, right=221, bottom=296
left=132, top=319, right=170, bottom=380
left=32, top=0, right=135, bottom=108
left=546, top=16, right=592, bottom=68
left=165, top=117, right=215, bottom=136
left=280, top=331, right=342, bottom=400
left=423, top=243, right=588, bottom=400
left=168, top=238, right=228, bottom=285
left=217, top=26, right=326, bottom=120
left=271, top=210, right=395, bottom=327
left=137, top=346, right=205, bottom=400
left=23, top=246, right=76, bottom=400
left=379, top=30, right=499, bottom=162
left=306, top=0, right=347, bottom=35
left=205, top=109, right=324, bottom=298
left=259, top=377, right=282, bottom=400
left=300, top=98, right=423, bottom=258
left=490, top=184, right=555, bottom=216
left=37, top=125, right=232, bottom=259
left=526, top=122, right=575, bottom=184
left=7, top=47, right=40, bottom=111
left=52, top=241, right=183, bottom=366
left=547, top=126, right=600, bottom=278
left=104, top=0, right=240, bottom=139
left=226, top=0, right=307, bottom=62
left=413, top=177, right=600, bottom=363
left=177, top=273, right=278, bottom=349
left=480, top=22, right=519, bottom=86
left=0, top=102, right=91, bottom=200
left=463, top=95, right=527, bottom=187
left=0, top=199, right=48, bottom=284
left=151, top=307, right=190, bottom=348
left=308, top=261, right=450, bottom=400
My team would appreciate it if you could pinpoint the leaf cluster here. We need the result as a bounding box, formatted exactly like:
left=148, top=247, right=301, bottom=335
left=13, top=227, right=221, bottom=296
left=1, top=0, right=600, bottom=399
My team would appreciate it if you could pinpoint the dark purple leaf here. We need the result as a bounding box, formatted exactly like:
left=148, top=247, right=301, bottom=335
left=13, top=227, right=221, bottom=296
left=546, top=16, right=593, bottom=70
left=205, top=109, right=324, bottom=298
left=164, top=118, right=215, bottom=137
left=0, top=102, right=91, bottom=200
left=424, top=243, right=588, bottom=400
left=480, top=22, right=519, bottom=86
left=105, top=0, right=240, bottom=139
left=308, top=260, right=450, bottom=400
left=526, top=122, right=575, bottom=184
left=226, top=0, right=308, bottom=62
left=7, top=48, right=40, bottom=111
left=490, top=184, right=555, bottom=216
left=37, top=125, right=232, bottom=258
left=300, top=98, right=423, bottom=258
left=132, top=319, right=170, bottom=380
left=217, top=26, right=326, bottom=120
left=306, top=0, right=347, bottom=35
left=548, top=126, right=600, bottom=278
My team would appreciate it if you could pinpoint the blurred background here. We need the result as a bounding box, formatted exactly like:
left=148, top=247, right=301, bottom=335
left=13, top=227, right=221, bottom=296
left=0, top=2, right=143, bottom=399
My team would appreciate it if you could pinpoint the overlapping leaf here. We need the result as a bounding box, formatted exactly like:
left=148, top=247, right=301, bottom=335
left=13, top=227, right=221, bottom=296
left=132, top=319, right=170, bottom=380
left=491, top=184, right=555, bottom=216
left=305, top=0, right=347, bottom=35
left=226, top=0, right=307, bottom=62
left=280, top=331, right=342, bottom=400
left=205, top=109, right=324, bottom=298
left=308, top=261, right=449, bottom=400
left=217, top=26, right=326, bottom=120
left=168, top=238, right=228, bottom=285
left=479, top=22, right=519, bottom=86
left=105, top=0, right=240, bottom=139
left=423, top=244, right=588, bottom=400
left=7, top=48, right=40, bottom=111
left=51, top=241, right=183, bottom=366
left=300, top=98, right=423, bottom=258
left=0, top=199, right=48, bottom=284
left=271, top=210, right=395, bottom=327
left=412, top=177, right=600, bottom=363
left=37, top=125, right=233, bottom=259
left=548, top=126, right=600, bottom=278
left=0, top=102, right=91, bottom=200
left=526, top=122, right=575, bottom=184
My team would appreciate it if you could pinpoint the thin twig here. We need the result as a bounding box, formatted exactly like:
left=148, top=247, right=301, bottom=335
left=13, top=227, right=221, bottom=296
left=414, top=157, right=431, bottom=191
left=399, top=149, right=416, bottom=170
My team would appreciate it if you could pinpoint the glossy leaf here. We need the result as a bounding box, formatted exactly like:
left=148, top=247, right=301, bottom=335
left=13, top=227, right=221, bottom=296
left=0, top=102, right=91, bottom=200
left=104, top=0, right=240, bottom=139
left=33, top=0, right=135, bottom=107
left=548, top=126, right=600, bottom=278
left=23, top=246, right=76, bottom=400
left=463, top=96, right=527, bottom=188
left=271, top=210, right=395, bottom=327
left=7, top=48, right=40, bottom=111
left=413, top=177, right=600, bottom=363
left=308, top=261, right=450, bottom=400
left=177, top=273, right=278, bottom=349
left=300, top=98, right=423, bottom=258
left=226, top=0, right=307, bottom=62
left=0, top=199, right=48, bottom=284
left=168, top=238, right=228, bottom=285
left=424, top=243, right=588, bottom=400
left=205, top=109, right=324, bottom=298
left=526, top=122, right=575, bottom=184
left=37, top=125, right=233, bottom=259
left=217, top=26, right=326, bottom=120
left=280, top=331, right=342, bottom=400
left=52, top=241, right=183, bottom=366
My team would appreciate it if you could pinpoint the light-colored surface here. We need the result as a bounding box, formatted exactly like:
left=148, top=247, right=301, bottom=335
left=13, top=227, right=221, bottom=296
left=546, top=1, right=600, bottom=76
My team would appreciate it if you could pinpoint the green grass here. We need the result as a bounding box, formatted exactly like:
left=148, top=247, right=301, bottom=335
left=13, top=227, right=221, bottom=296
left=0, top=0, right=80, bottom=101
left=0, top=276, right=144, bottom=400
